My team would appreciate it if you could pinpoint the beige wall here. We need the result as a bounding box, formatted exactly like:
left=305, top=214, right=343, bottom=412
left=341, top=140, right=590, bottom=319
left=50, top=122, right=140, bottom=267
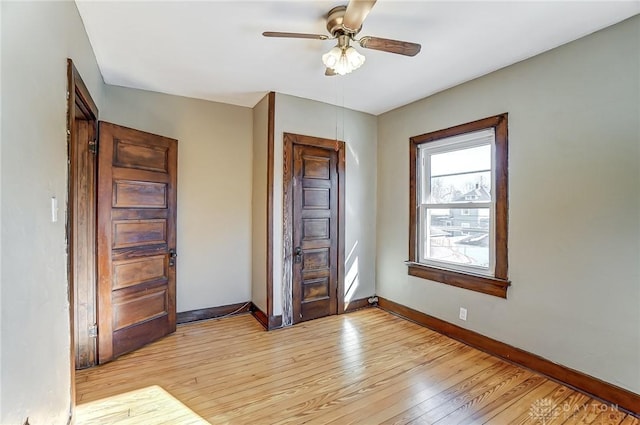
left=273, top=93, right=378, bottom=321
left=102, top=86, right=254, bottom=313
left=251, top=94, right=269, bottom=312
left=1, top=1, right=104, bottom=423
left=377, top=15, right=640, bottom=393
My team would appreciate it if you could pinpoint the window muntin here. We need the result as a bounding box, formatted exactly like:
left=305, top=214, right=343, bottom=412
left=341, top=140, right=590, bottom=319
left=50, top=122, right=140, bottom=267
left=417, top=129, right=495, bottom=275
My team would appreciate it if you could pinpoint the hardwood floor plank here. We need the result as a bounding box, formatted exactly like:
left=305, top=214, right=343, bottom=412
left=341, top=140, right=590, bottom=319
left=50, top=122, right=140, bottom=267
left=503, top=384, right=574, bottom=425
left=481, top=380, right=561, bottom=423
left=431, top=367, right=536, bottom=424
left=200, top=338, right=466, bottom=422
left=545, top=392, right=591, bottom=424
left=75, top=385, right=209, bottom=425
left=321, top=352, right=496, bottom=424
left=592, top=409, right=628, bottom=425
left=179, top=325, right=449, bottom=406
left=560, top=399, right=629, bottom=424
left=74, top=308, right=632, bottom=425
left=78, top=313, right=409, bottom=402
left=273, top=350, right=494, bottom=425
left=457, top=375, right=546, bottom=424
left=620, top=415, right=640, bottom=425
left=381, top=362, right=513, bottom=425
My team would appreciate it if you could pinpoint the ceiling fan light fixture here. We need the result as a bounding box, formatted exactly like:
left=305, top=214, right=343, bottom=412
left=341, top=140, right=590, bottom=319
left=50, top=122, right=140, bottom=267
left=322, top=46, right=343, bottom=69
left=345, top=46, right=365, bottom=68
left=322, top=45, right=365, bottom=76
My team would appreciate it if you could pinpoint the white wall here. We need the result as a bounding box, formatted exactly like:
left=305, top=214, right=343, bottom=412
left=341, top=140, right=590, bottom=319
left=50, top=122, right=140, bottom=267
left=252, top=94, right=269, bottom=312
left=102, top=86, right=253, bottom=313
left=1, top=1, right=104, bottom=423
left=273, top=93, right=378, bottom=321
left=377, top=15, right=640, bottom=393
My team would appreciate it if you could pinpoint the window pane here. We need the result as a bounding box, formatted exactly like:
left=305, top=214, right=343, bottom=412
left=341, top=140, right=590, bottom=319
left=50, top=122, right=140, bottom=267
left=431, top=144, right=491, bottom=176
left=422, top=208, right=490, bottom=268
left=429, top=172, right=491, bottom=204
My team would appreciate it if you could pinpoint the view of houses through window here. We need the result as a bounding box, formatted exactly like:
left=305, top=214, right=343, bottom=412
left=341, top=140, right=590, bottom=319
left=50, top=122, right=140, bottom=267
left=418, top=130, right=495, bottom=274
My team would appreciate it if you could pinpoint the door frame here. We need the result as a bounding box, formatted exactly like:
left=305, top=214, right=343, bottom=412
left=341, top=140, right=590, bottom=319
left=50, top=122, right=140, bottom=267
left=282, top=133, right=345, bottom=324
left=66, top=58, right=99, bottom=416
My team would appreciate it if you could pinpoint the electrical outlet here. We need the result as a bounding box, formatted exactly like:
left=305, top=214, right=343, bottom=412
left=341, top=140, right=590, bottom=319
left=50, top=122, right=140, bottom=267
left=459, top=307, right=468, bottom=321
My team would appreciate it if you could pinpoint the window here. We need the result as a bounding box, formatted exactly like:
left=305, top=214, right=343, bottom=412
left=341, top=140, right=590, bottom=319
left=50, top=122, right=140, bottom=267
left=408, top=114, right=510, bottom=298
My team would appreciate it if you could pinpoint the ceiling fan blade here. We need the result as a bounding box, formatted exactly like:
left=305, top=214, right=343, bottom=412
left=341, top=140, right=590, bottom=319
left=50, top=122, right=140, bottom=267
left=325, top=68, right=337, bottom=76
left=262, top=31, right=328, bottom=40
left=359, top=36, right=421, bottom=56
left=342, top=0, right=377, bottom=33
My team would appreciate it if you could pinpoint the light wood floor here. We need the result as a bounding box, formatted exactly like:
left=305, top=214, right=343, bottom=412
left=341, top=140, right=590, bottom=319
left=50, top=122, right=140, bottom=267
left=75, top=308, right=638, bottom=424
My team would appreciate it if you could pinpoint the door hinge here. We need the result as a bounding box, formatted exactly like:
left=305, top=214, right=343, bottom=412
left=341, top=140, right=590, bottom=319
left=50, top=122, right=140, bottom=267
left=88, top=325, right=98, bottom=338
left=88, top=139, right=98, bottom=154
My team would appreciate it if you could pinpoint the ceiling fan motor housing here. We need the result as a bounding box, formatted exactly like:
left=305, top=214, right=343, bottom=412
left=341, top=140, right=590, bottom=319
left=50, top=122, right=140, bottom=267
left=327, top=6, right=360, bottom=37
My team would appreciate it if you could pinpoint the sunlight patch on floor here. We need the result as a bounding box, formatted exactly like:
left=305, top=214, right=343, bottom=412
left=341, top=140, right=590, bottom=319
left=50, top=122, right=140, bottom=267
left=75, top=385, right=210, bottom=425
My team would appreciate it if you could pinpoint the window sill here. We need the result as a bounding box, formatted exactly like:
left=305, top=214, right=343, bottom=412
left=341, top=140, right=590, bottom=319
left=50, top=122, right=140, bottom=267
left=406, top=262, right=510, bottom=298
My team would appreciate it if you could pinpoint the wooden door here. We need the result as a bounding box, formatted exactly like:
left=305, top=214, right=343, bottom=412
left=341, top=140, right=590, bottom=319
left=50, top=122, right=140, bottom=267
left=97, top=122, right=178, bottom=363
left=292, top=143, right=339, bottom=323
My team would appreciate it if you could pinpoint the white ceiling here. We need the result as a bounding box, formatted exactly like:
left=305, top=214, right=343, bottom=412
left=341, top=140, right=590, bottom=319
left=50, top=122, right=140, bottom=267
left=75, top=1, right=639, bottom=116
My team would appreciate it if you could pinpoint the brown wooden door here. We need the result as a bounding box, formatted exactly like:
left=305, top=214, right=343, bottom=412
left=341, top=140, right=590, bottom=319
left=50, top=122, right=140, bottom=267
left=292, top=143, right=339, bottom=323
left=97, top=122, right=177, bottom=363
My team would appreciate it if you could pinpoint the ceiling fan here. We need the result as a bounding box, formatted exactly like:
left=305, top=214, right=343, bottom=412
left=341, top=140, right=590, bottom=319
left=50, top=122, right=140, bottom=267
left=263, top=0, right=421, bottom=76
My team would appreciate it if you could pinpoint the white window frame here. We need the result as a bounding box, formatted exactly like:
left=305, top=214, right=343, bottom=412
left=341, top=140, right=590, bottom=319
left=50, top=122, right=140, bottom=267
left=417, top=128, right=496, bottom=276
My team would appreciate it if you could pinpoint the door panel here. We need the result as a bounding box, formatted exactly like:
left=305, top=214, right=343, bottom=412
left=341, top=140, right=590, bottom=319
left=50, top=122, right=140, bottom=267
left=97, top=121, right=177, bottom=363
left=113, top=139, right=170, bottom=172
left=112, top=219, right=167, bottom=248
left=113, top=285, right=168, bottom=330
left=292, top=144, right=338, bottom=323
left=112, top=255, right=167, bottom=290
left=113, top=180, right=167, bottom=208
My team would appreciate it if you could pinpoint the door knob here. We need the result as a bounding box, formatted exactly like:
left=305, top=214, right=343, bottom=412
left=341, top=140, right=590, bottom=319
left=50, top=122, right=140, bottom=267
left=169, top=249, right=177, bottom=267
left=294, top=247, right=302, bottom=264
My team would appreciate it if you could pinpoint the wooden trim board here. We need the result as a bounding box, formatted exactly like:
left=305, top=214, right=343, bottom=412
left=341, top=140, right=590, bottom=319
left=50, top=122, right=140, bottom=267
left=250, top=304, right=269, bottom=330
left=250, top=303, right=283, bottom=331
left=251, top=297, right=371, bottom=330
left=337, top=144, right=346, bottom=315
left=67, top=58, right=99, bottom=423
left=177, top=302, right=251, bottom=324
left=344, top=297, right=373, bottom=313
left=268, top=314, right=283, bottom=330
left=377, top=296, right=640, bottom=415
left=266, top=92, right=275, bottom=321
